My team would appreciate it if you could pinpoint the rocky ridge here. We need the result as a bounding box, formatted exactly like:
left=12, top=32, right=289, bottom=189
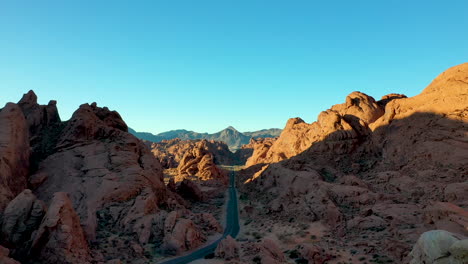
left=236, top=63, right=468, bottom=263
left=148, top=138, right=244, bottom=168
left=0, top=91, right=223, bottom=263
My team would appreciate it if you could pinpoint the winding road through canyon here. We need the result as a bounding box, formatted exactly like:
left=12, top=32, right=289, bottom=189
left=158, top=171, right=240, bottom=264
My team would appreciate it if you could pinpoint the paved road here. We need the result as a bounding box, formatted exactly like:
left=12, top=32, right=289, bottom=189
left=158, top=171, right=240, bottom=264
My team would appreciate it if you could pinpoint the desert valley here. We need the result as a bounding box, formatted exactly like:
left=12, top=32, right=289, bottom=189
left=0, top=63, right=467, bottom=264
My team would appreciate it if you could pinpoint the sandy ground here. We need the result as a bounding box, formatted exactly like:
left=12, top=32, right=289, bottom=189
left=236, top=197, right=385, bottom=264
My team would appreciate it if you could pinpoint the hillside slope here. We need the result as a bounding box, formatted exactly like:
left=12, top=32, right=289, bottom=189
left=237, top=63, right=468, bottom=263
left=130, top=126, right=281, bottom=150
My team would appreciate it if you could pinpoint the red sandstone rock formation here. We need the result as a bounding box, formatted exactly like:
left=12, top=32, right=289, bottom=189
left=0, top=189, right=45, bottom=258
left=215, top=235, right=240, bottom=260
left=30, top=192, right=92, bottom=264
left=239, top=63, right=468, bottom=263
left=176, top=140, right=228, bottom=183
left=0, top=103, right=30, bottom=210
left=18, top=90, right=61, bottom=136
left=245, top=137, right=277, bottom=167
left=161, top=211, right=206, bottom=255
left=246, top=91, right=386, bottom=167
left=149, top=138, right=239, bottom=168
left=31, top=102, right=170, bottom=243
left=0, top=92, right=223, bottom=263
left=176, top=179, right=205, bottom=202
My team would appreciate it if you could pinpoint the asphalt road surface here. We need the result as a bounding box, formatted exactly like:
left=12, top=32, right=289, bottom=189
left=158, top=171, right=240, bottom=264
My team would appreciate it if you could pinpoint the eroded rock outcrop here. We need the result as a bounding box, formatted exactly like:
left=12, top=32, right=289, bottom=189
left=0, top=92, right=223, bottom=263
left=245, top=137, right=277, bottom=167
left=17, top=90, right=61, bottom=136
left=246, top=91, right=385, bottom=166
left=31, top=102, right=171, bottom=246
left=177, top=140, right=228, bottom=183
left=0, top=103, right=30, bottom=210
left=239, top=63, right=468, bottom=263
left=149, top=139, right=230, bottom=183
left=215, top=235, right=240, bottom=260
left=149, top=138, right=240, bottom=168
left=162, top=211, right=205, bottom=255
left=176, top=179, right=205, bottom=202
left=17, top=90, right=63, bottom=173
left=0, top=189, right=45, bottom=256
left=30, top=192, right=92, bottom=264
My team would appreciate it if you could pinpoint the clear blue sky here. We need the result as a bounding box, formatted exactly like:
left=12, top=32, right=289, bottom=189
left=1, top=1, right=467, bottom=133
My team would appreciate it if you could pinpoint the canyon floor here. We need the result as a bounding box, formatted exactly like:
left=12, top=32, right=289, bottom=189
left=0, top=63, right=467, bottom=264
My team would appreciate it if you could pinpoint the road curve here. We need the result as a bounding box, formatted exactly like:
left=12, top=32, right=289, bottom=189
left=157, top=171, right=240, bottom=264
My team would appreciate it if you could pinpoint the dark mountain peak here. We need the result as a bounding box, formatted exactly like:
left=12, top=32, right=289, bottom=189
left=221, top=126, right=240, bottom=134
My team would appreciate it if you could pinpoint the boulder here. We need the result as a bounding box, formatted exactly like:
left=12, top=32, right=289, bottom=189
left=409, top=230, right=467, bottom=264
left=449, top=239, right=468, bottom=262
left=1, top=190, right=45, bottom=251
left=176, top=179, right=204, bottom=202
left=162, top=211, right=205, bottom=255
left=30, top=192, right=92, bottom=264
left=215, top=235, right=239, bottom=260
left=192, top=213, right=223, bottom=233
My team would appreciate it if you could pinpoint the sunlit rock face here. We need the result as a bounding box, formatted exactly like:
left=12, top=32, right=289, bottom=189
left=238, top=63, right=468, bottom=263
left=246, top=91, right=386, bottom=166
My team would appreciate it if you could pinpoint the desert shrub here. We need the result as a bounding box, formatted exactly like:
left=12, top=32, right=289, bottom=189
left=288, top=249, right=300, bottom=259
left=320, top=168, right=336, bottom=182
left=295, top=258, right=308, bottom=264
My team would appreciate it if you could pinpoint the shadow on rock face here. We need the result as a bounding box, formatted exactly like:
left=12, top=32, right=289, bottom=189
left=239, top=111, right=467, bottom=262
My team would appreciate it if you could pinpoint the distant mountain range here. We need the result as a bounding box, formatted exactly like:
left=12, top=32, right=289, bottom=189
left=129, top=126, right=282, bottom=150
